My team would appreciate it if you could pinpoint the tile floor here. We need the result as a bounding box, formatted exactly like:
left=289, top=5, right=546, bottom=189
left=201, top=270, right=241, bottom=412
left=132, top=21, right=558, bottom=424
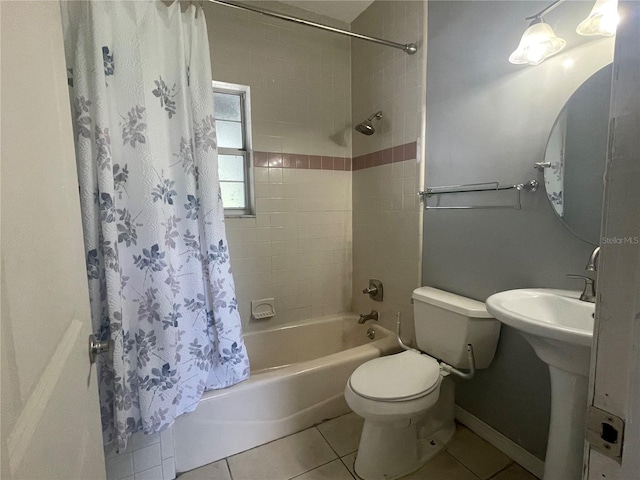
left=177, top=413, right=540, bottom=480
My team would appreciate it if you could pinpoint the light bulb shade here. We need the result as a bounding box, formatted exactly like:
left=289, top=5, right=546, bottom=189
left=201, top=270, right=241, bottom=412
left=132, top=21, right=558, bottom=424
left=577, top=0, right=619, bottom=36
left=509, top=22, right=567, bottom=66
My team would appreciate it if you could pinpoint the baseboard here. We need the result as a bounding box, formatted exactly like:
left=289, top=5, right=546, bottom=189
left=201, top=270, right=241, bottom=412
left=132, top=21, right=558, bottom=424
left=455, top=406, right=544, bottom=479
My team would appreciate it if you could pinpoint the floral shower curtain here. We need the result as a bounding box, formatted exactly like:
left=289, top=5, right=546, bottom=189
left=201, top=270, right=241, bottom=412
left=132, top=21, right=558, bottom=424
left=62, top=1, right=249, bottom=450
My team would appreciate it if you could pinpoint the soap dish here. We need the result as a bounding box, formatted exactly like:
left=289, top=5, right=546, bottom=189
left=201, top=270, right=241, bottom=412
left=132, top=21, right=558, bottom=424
left=251, top=298, right=276, bottom=320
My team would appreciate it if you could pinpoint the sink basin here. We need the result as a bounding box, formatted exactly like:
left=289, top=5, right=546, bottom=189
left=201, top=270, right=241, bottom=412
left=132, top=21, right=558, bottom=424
left=486, top=288, right=593, bottom=345
left=486, top=289, right=594, bottom=375
left=486, top=288, right=595, bottom=480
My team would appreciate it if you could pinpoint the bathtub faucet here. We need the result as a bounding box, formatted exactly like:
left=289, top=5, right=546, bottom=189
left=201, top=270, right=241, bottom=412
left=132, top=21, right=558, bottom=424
left=358, top=310, right=379, bottom=324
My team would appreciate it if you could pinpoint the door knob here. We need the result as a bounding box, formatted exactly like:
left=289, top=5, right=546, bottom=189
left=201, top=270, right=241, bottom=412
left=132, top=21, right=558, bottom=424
left=88, top=334, right=111, bottom=364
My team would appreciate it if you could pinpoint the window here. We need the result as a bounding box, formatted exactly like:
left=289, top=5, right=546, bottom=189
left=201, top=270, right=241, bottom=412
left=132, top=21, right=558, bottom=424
left=212, top=81, right=254, bottom=216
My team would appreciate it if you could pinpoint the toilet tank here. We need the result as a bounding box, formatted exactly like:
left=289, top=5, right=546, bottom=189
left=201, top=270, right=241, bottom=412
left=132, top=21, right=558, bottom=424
left=412, top=287, right=500, bottom=369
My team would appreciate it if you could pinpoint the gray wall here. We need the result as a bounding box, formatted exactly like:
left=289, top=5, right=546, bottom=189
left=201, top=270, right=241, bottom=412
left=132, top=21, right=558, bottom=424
left=423, top=1, right=614, bottom=459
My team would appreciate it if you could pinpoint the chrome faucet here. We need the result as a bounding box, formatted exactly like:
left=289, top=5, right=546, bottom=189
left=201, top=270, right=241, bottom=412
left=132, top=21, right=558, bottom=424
left=566, top=274, right=596, bottom=303
left=586, top=246, right=600, bottom=272
left=358, top=310, right=379, bottom=324
left=566, top=246, right=601, bottom=303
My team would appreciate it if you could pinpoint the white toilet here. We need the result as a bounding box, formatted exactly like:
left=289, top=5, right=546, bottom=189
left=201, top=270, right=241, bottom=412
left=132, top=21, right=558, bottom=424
left=345, top=287, right=501, bottom=480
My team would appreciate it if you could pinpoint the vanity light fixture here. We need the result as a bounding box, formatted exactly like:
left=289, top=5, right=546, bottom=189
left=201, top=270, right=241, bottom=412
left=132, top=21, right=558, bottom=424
left=509, top=0, right=566, bottom=66
left=577, top=0, right=620, bottom=36
left=509, top=19, right=567, bottom=65
left=510, top=0, right=620, bottom=66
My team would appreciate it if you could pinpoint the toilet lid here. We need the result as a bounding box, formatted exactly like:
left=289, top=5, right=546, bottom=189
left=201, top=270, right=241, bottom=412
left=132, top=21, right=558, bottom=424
left=349, top=351, right=441, bottom=401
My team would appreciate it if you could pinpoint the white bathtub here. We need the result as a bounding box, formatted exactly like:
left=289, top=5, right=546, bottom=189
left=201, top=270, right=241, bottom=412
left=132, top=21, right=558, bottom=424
left=173, top=313, right=399, bottom=473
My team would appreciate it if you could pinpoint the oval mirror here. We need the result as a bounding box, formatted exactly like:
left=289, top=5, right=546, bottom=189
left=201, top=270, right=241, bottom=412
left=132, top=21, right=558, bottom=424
left=543, top=64, right=612, bottom=246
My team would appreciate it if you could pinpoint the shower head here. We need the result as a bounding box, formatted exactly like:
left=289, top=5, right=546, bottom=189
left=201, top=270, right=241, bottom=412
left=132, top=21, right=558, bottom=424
left=355, top=111, right=383, bottom=135
left=355, top=121, right=376, bottom=135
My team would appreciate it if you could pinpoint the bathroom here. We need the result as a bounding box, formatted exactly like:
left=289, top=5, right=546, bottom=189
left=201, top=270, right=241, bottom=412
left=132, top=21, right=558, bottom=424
left=2, top=1, right=638, bottom=480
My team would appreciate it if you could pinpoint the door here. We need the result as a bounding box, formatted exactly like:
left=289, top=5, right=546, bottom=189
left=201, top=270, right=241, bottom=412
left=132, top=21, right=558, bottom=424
left=1, top=1, right=106, bottom=479
left=585, top=2, right=640, bottom=478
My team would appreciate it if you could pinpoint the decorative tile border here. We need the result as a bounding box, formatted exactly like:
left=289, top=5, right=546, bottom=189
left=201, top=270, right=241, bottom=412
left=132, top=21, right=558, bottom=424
left=352, top=141, right=417, bottom=171
left=253, top=152, right=352, bottom=171
left=252, top=141, right=417, bottom=172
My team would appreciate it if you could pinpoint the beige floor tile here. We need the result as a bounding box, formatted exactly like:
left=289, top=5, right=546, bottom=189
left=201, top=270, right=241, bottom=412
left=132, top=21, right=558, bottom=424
left=227, top=428, right=337, bottom=480
left=316, top=413, right=364, bottom=456
left=177, top=459, right=231, bottom=480
left=446, top=425, right=512, bottom=480
left=490, top=463, right=539, bottom=480
left=401, top=452, right=479, bottom=480
left=340, top=452, right=357, bottom=478
left=292, top=459, right=354, bottom=480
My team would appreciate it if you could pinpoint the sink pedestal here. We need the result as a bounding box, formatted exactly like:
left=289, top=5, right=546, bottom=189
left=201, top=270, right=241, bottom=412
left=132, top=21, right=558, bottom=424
left=545, top=366, right=589, bottom=480
left=485, top=289, right=595, bottom=480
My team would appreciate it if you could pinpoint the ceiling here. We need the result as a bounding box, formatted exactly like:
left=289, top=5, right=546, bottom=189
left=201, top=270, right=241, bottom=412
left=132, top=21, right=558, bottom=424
left=277, top=0, right=374, bottom=24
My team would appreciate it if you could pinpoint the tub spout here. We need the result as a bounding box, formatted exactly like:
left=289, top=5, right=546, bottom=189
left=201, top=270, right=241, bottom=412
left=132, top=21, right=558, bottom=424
left=358, top=310, right=379, bottom=324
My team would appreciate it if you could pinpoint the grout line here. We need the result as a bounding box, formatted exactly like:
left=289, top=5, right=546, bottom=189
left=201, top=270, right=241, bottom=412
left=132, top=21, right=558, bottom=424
left=213, top=414, right=354, bottom=480
left=224, top=421, right=342, bottom=480
left=446, top=453, right=482, bottom=480
left=314, top=425, right=342, bottom=459
left=225, top=424, right=319, bottom=461
left=487, top=461, right=514, bottom=480
left=338, top=454, right=358, bottom=480
left=224, top=458, right=233, bottom=480
left=287, top=458, right=340, bottom=480
left=455, top=407, right=544, bottom=478
left=340, top=449, right=357, bottom=457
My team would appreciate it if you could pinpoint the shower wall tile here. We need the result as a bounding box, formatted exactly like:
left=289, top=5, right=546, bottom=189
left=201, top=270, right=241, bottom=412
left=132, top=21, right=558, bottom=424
left=352, top=158, right=422, bottom=339
left=351, top=1, right=424, bottom=158
left=105, top=427, right=176, bottom=480
left=227, top=167, right=352, bottom=333
left=204, top=1, right=352, bottom=159
left=162, top=458, right=176, bottom=480
left=133, top=443, right=161, bottom=474
left=130, top=431, right=159, bottom=451
left=253, top=152, right=351, bottom=171
left=350, top=1, right=424, bottom=340
left=352, top=141, right=417, bottom=170
left=133, top=466, right=163, bottom=480
left=105, top=453, right=134, bottom=480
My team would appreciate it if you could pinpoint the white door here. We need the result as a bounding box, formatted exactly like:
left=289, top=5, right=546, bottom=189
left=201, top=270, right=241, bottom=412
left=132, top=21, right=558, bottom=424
left=1, top=1, right=106, bottom=479
left=585, top=2, right=640, bottom=479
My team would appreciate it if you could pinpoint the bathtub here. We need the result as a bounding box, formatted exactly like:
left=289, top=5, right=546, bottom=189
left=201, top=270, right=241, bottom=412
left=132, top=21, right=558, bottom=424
left=173, top=313, right=399, bottom=473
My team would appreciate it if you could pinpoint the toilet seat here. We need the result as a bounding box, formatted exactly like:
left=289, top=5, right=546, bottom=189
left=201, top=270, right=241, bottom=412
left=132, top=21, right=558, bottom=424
left=349, top=351, right=441, bottom=402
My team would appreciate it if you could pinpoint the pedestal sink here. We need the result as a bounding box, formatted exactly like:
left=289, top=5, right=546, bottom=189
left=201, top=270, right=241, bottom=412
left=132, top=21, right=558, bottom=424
left=485, top=289, right=594, bottom=480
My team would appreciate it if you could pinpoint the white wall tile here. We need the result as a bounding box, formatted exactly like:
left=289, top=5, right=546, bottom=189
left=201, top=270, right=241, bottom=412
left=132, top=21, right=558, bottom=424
left=352, top=1, right=423, bottom=157
left=105, top=441, right=132, bottom=459
left=106, top=453, right=134, bottom=480
left=352, top=159, right=421, bottom=333
left=161, top=457, right=176, bottom=480
left=160, top=428, right=174, bottom=461
left=130, top=432, right=160, bottom=452
left=133, top=444, right=162, bottom=474
left=134, top=466, right=163, bottom=480
left=228, top=169, right=353, bottom=332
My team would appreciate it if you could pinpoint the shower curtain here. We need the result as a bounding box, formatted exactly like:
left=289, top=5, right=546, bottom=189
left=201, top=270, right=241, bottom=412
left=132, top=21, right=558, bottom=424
left=62, top=1, right=249, bottom=450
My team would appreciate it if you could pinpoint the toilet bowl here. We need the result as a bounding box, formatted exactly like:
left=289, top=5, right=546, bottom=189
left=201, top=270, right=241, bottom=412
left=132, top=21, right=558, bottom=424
left=346, top=351, right=441, bottom=420
left=345, top=287, right=501, bottom=480
left=345, top=350, right=456, bottom=480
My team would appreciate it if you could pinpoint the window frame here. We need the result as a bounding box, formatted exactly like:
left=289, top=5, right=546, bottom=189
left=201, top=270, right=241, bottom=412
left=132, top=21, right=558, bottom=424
left=212, top=80, right=255, bottom=217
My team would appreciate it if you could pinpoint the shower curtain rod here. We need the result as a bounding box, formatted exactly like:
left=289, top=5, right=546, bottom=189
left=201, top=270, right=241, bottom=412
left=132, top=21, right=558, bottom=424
left=206, top=0, right=418, bottom=55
